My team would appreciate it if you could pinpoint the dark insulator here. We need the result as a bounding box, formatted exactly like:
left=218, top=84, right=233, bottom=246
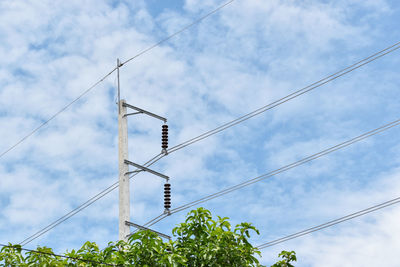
left=162, top=124, right=169, bottom=150
left=164, top=183, right=171, bottom=209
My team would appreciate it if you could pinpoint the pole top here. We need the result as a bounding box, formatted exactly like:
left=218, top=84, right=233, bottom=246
left=117, top=59, right=121, bottom=114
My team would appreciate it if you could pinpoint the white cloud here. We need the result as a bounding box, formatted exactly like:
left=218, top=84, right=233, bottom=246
left=0, top=0, right=400, bottom=266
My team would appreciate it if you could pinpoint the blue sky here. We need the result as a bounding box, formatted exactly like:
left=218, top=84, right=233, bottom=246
left=1, top=0, right=400, bottom=266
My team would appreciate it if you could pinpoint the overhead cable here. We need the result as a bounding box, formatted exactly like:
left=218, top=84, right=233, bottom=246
left=121, top=0, right=235, bottom=67
left=0, top=68, right=116, bottom=160
left=0, top=243, right=117, bottom=266
left=20, top=153, right=164, bottom=246
left=141, top=117, right=400, bottom=227
left=130, top=212, right=167, bottom=235
left=256, top=195, right=400, bottom=249
left=167, top=40, right=400, bottom=154
left=169, top=117, right=400, bottom=213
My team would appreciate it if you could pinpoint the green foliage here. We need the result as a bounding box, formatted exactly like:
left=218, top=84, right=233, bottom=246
left=0, top=208, right=296, bottom=266
left=0, top=244, right=64, bottom=267
left=271, top=251, right=297, bottom=267
left=172, top=207, right=262, bottom=266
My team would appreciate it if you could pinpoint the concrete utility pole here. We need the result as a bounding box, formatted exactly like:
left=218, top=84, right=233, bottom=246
left=118, top=59, right=130, bottom=242
left=116, top=58, right=170, bottom=241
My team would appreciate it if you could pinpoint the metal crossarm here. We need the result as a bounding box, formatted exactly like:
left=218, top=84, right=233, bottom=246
left=124, top=160, right=169, bottom=180
left=125, top=221, right=171, bottom=240
left=123, top=102, right=167, bottom=122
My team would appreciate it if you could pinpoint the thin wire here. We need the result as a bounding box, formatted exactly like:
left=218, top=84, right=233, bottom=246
left=113, top=75, right=118, bottom=104
left=130, top=213, right=168, bottom=235
left=143, top=213, right=167, bottom=227
left=20, top=182, right=119, bottom=246
left=171, top=117, right=400, bottom=213
left=20, top=153, right=164, bottom=246
left=121, top=0, right=235, bottom=67
left=256, top=196, right=400, bottom=249
left=167, top=41, right=400, bottom=154
left=0, top=243, right=117, bottom=266
left=146, top=214, right=169, bottom=228
left=0, top=67, right=117, bottom=160
left=142, top=117, right=400, bottom=225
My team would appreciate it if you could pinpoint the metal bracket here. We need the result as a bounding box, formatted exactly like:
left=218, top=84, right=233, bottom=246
left=125, top=221, right=171, bottom=240
left=124, top=112, right=142, bottom=117
left=124, top=160, right=169, bottom=181
left=125, top=170, right=142, bottom=176
left=123, top=102, right=167, bottom=123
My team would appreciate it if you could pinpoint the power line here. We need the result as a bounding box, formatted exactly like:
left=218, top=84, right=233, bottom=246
left=8, top=199, right=400, bottom=265
left=256, top=195, right=400, bottom=249
left=170, top=117, right=400, bottom=213
left=0, top=68, right=117, bottom=160
left=0, top=243, right=117, bottom=266
left=20, top=181, right=118, bottom=246
left=121, top=0, right=235, bottom=67
left=141, top=117, right=400, bottom=227
left=167, top=40, right=400, bottom=154
left=145, top=214, right=170, bottom=229
left=130, top=212, right=167, bottom=236
left=20, top=153, right=164, bottom=246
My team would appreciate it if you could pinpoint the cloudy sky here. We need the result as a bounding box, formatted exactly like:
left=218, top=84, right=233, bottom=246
left=1, top=0, right=400, bottom=266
